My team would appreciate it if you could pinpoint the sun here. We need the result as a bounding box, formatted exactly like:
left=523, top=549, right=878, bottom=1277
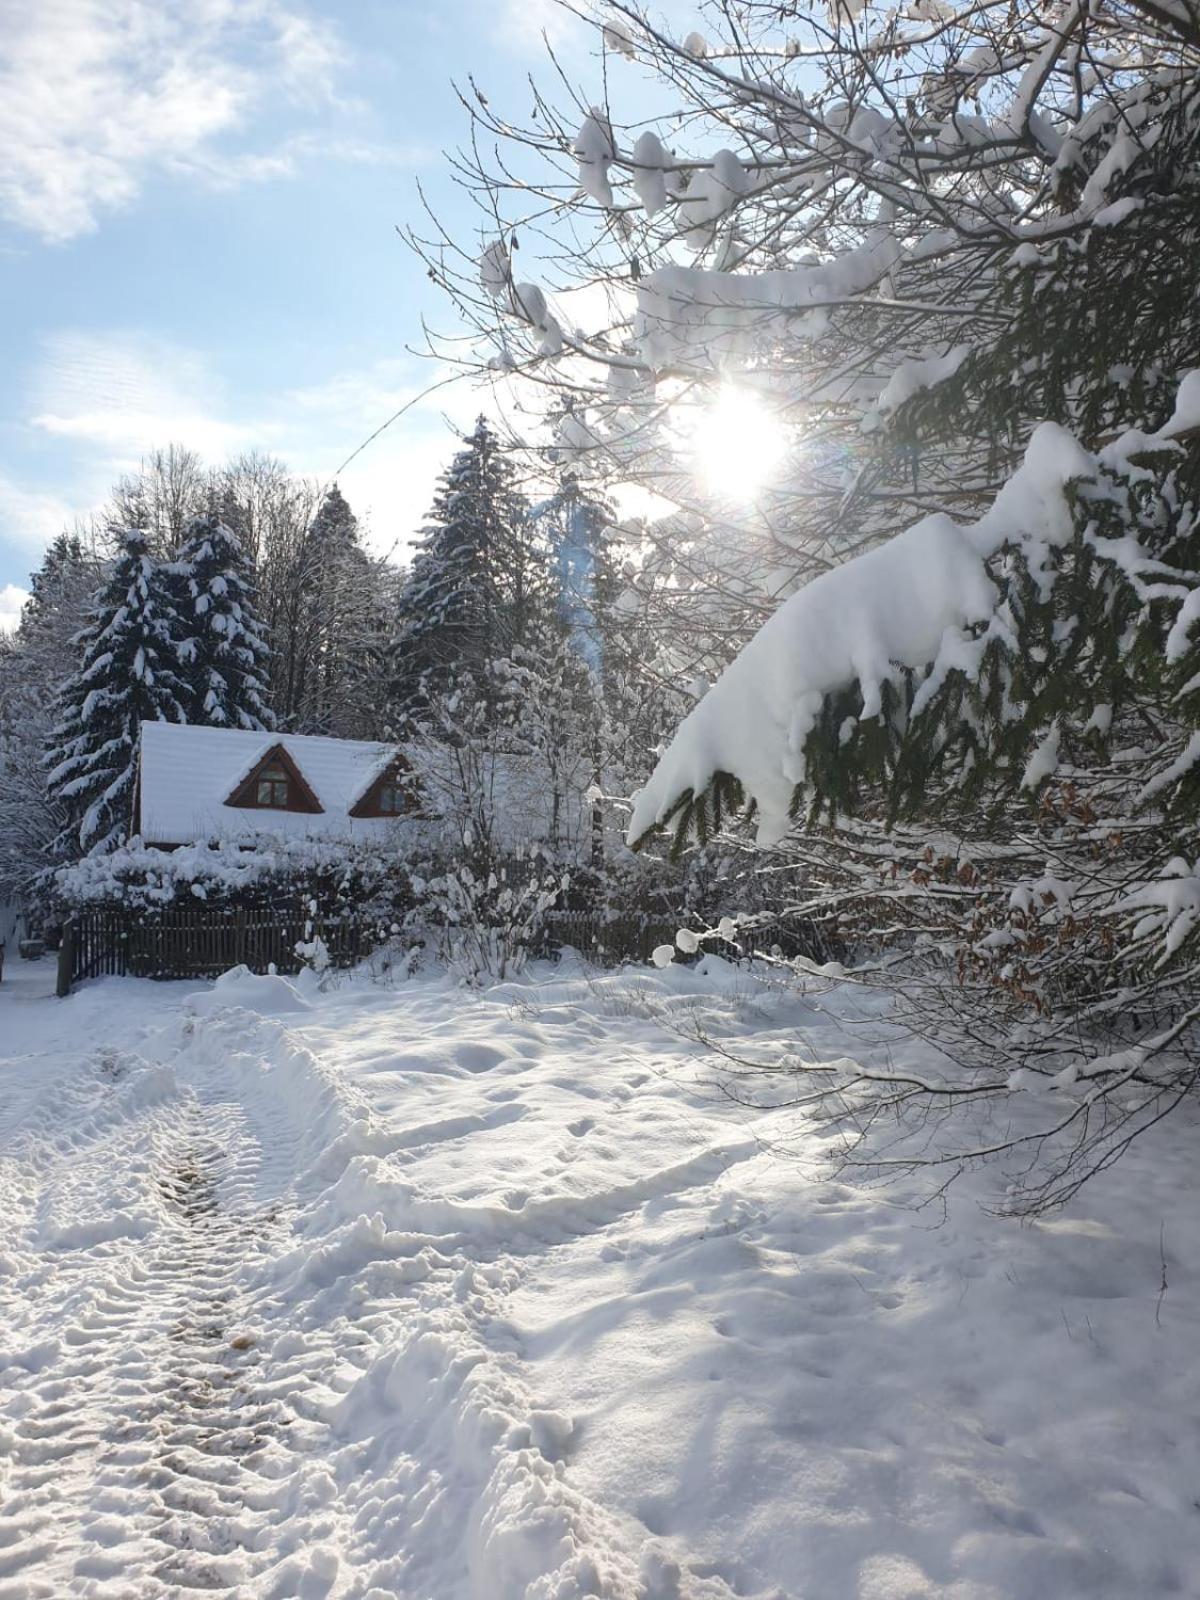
left=690, top=386, right=787, bottom=500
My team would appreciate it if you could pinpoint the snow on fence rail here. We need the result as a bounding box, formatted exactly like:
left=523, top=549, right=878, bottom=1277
left=55, top=908, right=686, bottom=992
left=539, top=907, right=834, bottom=966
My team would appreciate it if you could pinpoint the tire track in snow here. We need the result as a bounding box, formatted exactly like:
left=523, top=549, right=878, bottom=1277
left=0, top=1064, right=335, bottom=1599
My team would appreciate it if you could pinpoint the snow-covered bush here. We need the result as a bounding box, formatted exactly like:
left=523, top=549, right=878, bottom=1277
left=414, top=849, right=569, bottom=983
left=52, top=831, right=429, bottom=919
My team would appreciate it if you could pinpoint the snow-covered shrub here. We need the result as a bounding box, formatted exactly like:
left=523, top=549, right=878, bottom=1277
left=412, top=848, right=569, bottom=983
left=52, top=830, right=432, bottom=923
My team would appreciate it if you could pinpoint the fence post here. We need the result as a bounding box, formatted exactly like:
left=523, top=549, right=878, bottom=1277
left=56, top=920, right=74, bottom=998
left=234, top=905, right=246, bottom=968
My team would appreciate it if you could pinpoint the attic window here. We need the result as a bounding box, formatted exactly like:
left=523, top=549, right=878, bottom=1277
left=377, top=781, right=404, bottom=815
left=225, top=744, right=323, bottom=814
left=256, top=762, right=291, bottom=808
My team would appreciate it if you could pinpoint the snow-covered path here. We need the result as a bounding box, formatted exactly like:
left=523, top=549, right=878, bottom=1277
left=2, top=959, right=1199, bottom=1598
left=0, top=980, right=356, bottom=1597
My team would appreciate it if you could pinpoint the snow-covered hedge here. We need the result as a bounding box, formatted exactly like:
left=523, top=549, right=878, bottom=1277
left=53, top=831, right=435, bottom=913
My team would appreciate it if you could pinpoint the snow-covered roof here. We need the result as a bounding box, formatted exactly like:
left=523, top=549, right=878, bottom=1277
left=137, top=721, right=405, bottom=846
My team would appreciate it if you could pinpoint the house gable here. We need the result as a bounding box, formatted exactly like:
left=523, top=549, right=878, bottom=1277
left=224, top=743, right=324, bottom=815
left=349, top=755, right=418, bottom=819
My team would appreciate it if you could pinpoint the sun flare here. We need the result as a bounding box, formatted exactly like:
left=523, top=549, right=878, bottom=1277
left=691, top=386, right=786, bottom=499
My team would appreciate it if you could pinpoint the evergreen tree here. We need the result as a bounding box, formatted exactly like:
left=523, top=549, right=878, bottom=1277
left=391, top=419, right=531, bottom=718
left=630, top=406, right=1200, bottom=1210
left=172, top=513, right=275, bottom=731
left=299, top=484, right=378, bottom=736
left=45, top=527, right=190, bottom=857
left=16, top=532, right=93, bottom=645
left=1, top=531, right=100, bottom=899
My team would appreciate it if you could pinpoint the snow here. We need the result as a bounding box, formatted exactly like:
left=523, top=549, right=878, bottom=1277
left=1163, top=368, right=1200, bottom=438
left=1021, top=722, right=1060, bottom=789
left=874, top=343, right=970, bottom=418
left=1122, top=856, right=1200, bottom=962
left=480, top=238, right=512, bottom=298
left=137, top=720, right=402, bottom=845
left=184, top=963, right=313, bottom=1017
left=633, top=232, right=901, bottom=371
left=1092, top=195, right=1144, bottom=228
left=629, top=514, right=995, bottom=844
left=1, top=958, right=1198, bottom=1596
left=680, top=150, right=749, bottom=252
left=630, top=422, right=1096, bottom=845
left=575, top=110, right=616, bottom=209
left=603, top=18, right=636, bottom=58
left=56, top=832, right=416, bottom=909
left=1140, top=727, right=1200, bottom=803
left=631, top=131, right=670, bottom=218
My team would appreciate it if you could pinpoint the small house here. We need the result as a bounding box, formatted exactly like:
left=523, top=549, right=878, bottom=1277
left=135, top=721, right=416, bottom=849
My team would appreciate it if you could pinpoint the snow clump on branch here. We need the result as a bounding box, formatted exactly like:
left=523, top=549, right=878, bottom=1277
left=628, top=421, right=1094, bottom=845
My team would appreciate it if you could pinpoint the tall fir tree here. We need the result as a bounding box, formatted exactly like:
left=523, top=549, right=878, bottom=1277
left=1, top=534, right=99, bottom=901
left=172, top=513, right=275, bottom=730
left=17, top=532, right=93, bottom=645
left=391, top=419, right=531, bottom=719
left=300, top=484, right=378, bottom=736
left=45, top=527, right=190, bottom=857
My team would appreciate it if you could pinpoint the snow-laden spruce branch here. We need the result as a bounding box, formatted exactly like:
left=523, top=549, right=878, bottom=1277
left=628, top=379, right=1200, bottom=850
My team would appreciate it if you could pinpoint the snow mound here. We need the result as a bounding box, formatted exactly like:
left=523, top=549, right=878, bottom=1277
left=186, top=964, right=313, bottom=1017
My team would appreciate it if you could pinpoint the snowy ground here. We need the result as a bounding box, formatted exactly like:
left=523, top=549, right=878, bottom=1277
left=1, top=953, right=1198, bottom=1599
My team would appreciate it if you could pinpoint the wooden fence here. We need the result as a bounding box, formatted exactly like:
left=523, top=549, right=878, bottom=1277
left=56, top=903, right=831, bottom=995
left=540, top=910, right=681, bottom=964
left=57, top=907, right=386, bottom=995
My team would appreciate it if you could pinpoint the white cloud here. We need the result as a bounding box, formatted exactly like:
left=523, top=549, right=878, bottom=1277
left=0, top=582, right=30, bottom=633
left=0, top=475, right=81, bottom=554
left=31, top=329, right=262, bottom=462
left=169, top=132, right=430, bottom=190
left=24, top=334, right=482, bottom=565
left=493, top=0, right=578, bottom=50
left=19, top=332, right=537, bottom=573
left=0, top=0, right=346, bottom=242
left=285, top=360, right=429, bottom=434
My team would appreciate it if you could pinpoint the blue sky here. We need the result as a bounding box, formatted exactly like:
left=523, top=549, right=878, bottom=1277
left=0, top=0, right=619, bottom=626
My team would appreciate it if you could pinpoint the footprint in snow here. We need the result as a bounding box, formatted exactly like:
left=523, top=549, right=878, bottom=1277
left=454, top=1042, right=507, bottom=1073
